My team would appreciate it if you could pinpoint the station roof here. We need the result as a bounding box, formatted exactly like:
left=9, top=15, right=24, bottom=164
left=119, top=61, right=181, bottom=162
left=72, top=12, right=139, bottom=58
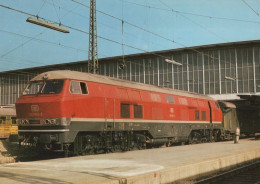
left=1, top=39, right=260, bottom=75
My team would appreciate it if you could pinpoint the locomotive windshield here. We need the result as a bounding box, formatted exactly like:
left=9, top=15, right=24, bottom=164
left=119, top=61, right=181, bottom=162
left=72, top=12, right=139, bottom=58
left=23, top=80, right=64, bottom=95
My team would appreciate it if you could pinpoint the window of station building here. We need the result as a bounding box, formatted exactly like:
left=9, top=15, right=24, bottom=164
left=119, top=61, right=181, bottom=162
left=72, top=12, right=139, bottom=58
left=134, top=104, right=143, bottom=119
left=201, top=111, right=206, bottom=120
left=166, top=95, right=175, bottom=104
left=121, top=103, right=130, bottom=118
left=70, top=81, right=88, bottom=94
left=195, top=110, right=200, bottom=120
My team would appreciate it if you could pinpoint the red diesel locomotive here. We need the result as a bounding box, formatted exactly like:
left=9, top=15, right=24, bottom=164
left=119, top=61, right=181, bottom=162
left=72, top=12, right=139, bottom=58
left=16, top=70, right=235, bottom=155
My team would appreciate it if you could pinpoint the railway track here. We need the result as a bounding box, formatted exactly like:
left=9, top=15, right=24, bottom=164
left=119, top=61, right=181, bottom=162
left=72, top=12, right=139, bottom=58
left=194, top=160, right=260, bottom=184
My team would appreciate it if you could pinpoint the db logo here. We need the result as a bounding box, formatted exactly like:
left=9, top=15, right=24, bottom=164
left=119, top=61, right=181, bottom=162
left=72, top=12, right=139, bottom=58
left=31, top=105, right=39, bottom=112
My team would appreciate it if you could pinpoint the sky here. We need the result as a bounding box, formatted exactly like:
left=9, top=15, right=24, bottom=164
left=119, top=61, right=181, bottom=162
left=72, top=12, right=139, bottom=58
left=0, top=0, right=260, bottom=72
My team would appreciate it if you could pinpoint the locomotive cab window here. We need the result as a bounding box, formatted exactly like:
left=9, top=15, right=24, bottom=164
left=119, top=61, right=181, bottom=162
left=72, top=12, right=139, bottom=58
left=23, top=81, right=43, bottom=95
left=70, top=81, right=88, bottom=94
left=42, top=80, right=64, bottom=94
left=134, top=104, right=143, bottom=119
left=121, top=103, right=130, bottom=118
left=23, top=80, right=64, bottom=95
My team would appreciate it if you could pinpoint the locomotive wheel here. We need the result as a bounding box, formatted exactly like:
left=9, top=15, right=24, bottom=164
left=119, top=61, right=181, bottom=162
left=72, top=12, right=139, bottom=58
left=211, top=132, right=218, bottom=142
left=188, top=131, right=202, bottom=144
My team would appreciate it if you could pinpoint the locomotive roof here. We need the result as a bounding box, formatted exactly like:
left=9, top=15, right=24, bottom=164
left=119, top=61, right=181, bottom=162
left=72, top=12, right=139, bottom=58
left=31, top=70, right=213, bottom=100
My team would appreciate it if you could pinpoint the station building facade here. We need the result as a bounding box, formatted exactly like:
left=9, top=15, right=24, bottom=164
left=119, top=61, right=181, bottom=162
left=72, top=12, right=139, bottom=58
left=0, top=40, right=259, bottom=105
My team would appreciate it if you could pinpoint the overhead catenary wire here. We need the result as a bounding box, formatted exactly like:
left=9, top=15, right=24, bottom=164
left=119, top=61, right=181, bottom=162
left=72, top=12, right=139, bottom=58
left=0, top=29, right=89, bottom=54
left=51, top=0, right=62, bottom=24
left=37, top=0, right=47, bottom=16
left=42, top=0, right=168, bottom=50
left=158, top=0, right=228, bottom=43
left=0, top=4, right=163, bottom=54
left=0, top=2, right=251, bottom=73
left=69, top=0, right=176, bottom=45
left=0, top=4, right=235, bottom=75
left=41, top=0, right=260, bottom=65
left=119, top=0, right=260, bottom=24
left=0, top=3, right=177, bottom=66
left=0, top=2, right=244, bottom=88
left=121, top=0, right=125, bottom=68
left=67, top=0, right=235, bottom=65
left=241, top=0, right=260, bottom=18
left=1, top=32, right=44, bottom=58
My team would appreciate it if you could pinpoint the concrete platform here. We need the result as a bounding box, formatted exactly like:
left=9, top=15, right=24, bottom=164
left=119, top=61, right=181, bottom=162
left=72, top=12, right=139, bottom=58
left=0, top=139, right=260, bottom=184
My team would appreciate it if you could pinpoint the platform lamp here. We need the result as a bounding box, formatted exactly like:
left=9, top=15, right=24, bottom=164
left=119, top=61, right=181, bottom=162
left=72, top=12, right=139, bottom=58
left=165, top=59, right=182, bottom=66
left=26, top=17, right=69, bottom=33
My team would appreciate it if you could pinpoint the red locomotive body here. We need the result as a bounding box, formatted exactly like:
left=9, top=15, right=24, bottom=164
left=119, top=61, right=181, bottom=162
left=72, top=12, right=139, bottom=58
left=16, top=70, right=225, bottom=155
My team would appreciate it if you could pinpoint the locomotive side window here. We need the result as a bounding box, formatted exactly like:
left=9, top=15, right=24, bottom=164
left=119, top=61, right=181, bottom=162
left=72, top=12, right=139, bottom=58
left=80, top=82, right=88, bottom=94
left=121, top=104, right=130, bottom=118
left=70, top=81, right=88, bottom=94
left=166, top=95, right=175, bottom=104
left=201, top=111, right=206, bottom=120
left=195, top=110, right=200, bottom=120
left=134, top=104, right=143, bottom=119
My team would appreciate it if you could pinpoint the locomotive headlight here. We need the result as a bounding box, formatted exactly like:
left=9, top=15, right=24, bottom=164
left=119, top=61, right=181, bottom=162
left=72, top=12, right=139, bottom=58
left=43, top=118, right=70, bottom=126
left=50, top=119, right=56, bottom=125
left=45, top=119, right=51, bottom=124
left=44, top=118, right=70, bottom=126
left=18, top=118, right=71, bottom=126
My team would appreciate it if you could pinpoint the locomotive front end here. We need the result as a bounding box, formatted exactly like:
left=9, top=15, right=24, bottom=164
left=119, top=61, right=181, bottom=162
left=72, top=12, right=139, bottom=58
left=16, top=73, right=73, bottom=152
